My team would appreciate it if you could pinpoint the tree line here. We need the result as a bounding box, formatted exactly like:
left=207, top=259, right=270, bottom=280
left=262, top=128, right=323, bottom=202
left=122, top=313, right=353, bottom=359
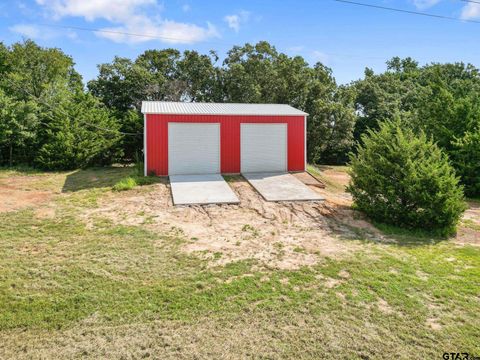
left=0, top=40, right=478, bottom=197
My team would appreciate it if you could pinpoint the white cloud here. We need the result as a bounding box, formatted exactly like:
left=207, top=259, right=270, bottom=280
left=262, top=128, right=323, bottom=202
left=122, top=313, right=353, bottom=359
left=34, top=0, right=219, bottom=44
left=98, top=19, right=218, bottom=44
left=412, top=0, right=440, bottom=10
left=10, top=24, right=43, bottom=38
left=224, top=14, right=240, bottom=32
left=461, top=2, right=480, bottom=20
left=224, top=10, right=250, bottom=33
left=412, top=0, right=480, bottom=20
left=35, top=0, right=157, bottom=22
left=10, top=23, right=78, bottom=40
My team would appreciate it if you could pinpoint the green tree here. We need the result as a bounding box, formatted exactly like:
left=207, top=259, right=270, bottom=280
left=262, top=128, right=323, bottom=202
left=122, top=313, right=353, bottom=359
left=352, top=58, right=480, bottom=196
left=451, top=130, right=480, bottom=198
left=351, top=66, right=419, bottom=143
left=306, top=64, right=356, bottom=164
left=36, top=91, right=121, bottom=170
left=88, top=56, right=150, bottom=111
left=411, top=64, right=480, bottom=196
left=0, top=40, right=82, bottom=100
left=176, top=50, right=221, bottom=102
left=223, top=42, right=280, bottom=103
left=89, top=49, right=221, bottom=109
left=0, top=90, right=38, bottom=166
left=114, top=109, right=143, bottom=163
left=347, top=119, right=466, bottom=236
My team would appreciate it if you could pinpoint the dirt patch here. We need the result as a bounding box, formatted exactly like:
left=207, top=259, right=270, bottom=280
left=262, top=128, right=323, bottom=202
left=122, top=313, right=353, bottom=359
left=426, top=317, right=442, bottom=331
left=318, top=166, right=350, bottom=188
left=34, top=207, right=56, bottom=219
left=463, top=209, right=480, bottom=225
left=377, top=298, right=394, bottom=314
left=75, top=168, right=479, bottom=267
left=455, top=227, right=480, bottom=246
left=308, top=167, right=353, bottom=207
left=456, top=201, right=480, bottom=246
left=324, top=278, right=344, bottom=289
left=416, top=270, right=429, bottom=281
left=464, top=201, right=480, bottom=224
left=0, top=176, right=52, bottom=213
left=84, top=176, right=375, bottom=270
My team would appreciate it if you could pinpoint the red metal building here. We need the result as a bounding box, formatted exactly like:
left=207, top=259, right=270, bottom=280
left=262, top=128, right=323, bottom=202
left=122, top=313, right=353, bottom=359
left=142, top=102, right=308, bottom=176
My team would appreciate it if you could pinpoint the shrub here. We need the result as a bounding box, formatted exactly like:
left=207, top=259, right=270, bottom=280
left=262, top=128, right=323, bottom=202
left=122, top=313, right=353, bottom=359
left=347, top=119, right=467, bottom=236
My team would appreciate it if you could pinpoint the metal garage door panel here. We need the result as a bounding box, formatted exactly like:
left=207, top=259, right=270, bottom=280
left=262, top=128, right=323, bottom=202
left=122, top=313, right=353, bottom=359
left=241, top=123, right=287, bottom=173
left=168, top=123, right=220, bottom=175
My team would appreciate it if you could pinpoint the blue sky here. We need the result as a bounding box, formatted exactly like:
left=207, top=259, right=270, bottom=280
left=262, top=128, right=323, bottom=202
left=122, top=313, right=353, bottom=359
left=1, top=0, right=479, bottom=84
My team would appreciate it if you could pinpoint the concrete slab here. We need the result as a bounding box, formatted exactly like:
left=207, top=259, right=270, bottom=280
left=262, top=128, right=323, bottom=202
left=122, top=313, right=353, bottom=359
left=170, top=174, right=239, bottom=205
left=243, top=172, right=324, bottom=202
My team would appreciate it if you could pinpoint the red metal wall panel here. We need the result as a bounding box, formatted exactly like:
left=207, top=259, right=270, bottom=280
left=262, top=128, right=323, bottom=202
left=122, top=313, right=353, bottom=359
left=146, top=115, right=167, bottom=175
left=145, top=114, right=305, bottom=176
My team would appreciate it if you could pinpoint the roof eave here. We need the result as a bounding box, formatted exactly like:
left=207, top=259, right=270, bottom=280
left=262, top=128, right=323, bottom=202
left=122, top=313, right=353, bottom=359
left=141, top=112, right=308, bottom=116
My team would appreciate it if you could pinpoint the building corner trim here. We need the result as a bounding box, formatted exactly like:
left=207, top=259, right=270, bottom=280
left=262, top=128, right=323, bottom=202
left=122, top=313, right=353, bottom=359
left=304, top=115, right=307, bottom=171
left=144, top=114, right=147, bottom=176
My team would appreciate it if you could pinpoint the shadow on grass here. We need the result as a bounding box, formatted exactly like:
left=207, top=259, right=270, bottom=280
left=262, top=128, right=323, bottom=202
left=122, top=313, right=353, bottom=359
left=325, top=204, right=449, bottom=247
left=62, top=167, right=133, bottom=192
left=372, top=221, right=449, bottom=246
left=0, top=165, right=46, bottom=175
left=315, top=165, right=349, bottom=172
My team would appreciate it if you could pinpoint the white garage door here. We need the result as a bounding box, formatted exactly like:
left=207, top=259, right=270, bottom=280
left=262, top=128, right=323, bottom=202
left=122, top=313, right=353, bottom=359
left=241, top=123, right=287, bottom=173
left=168, top=123, right=220, bottom=175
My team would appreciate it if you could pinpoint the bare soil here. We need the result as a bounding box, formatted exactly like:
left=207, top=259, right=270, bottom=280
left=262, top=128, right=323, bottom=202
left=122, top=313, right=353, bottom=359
left=84, top=173, right=381, bottom=270
left=317, top=166, right=351, bottom=188
left=464, top=201, right=480, bottom=225
left=0, top=176, right=52, bottom=213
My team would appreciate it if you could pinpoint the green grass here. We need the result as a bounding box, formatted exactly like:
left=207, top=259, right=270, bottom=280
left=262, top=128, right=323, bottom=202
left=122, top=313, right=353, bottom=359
left=306, top=163, right=322, bottom=177
left=112, top=163, right=160, bottom=191
left=112, top=176, right=137, bottom=191
left=307, top=163, right=349, bottom=192
left=0, top=167, right=479, bottom=359
left=0, top=164, right=43, bottom=175
left=241, top=224, right=259, bottom=237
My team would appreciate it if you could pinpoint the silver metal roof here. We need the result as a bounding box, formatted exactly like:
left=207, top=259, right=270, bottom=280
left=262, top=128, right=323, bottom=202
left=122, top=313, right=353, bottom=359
left=141, top=101, right=308, bottom=116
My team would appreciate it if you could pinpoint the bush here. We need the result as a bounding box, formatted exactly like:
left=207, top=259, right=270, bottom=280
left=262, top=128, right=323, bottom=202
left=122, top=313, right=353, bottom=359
left=347, top=119, right=467, bottom=236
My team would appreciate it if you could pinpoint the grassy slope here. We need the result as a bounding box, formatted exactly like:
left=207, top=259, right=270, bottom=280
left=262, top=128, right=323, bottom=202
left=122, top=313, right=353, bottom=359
left=0, top=167, right=479, bottom=359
